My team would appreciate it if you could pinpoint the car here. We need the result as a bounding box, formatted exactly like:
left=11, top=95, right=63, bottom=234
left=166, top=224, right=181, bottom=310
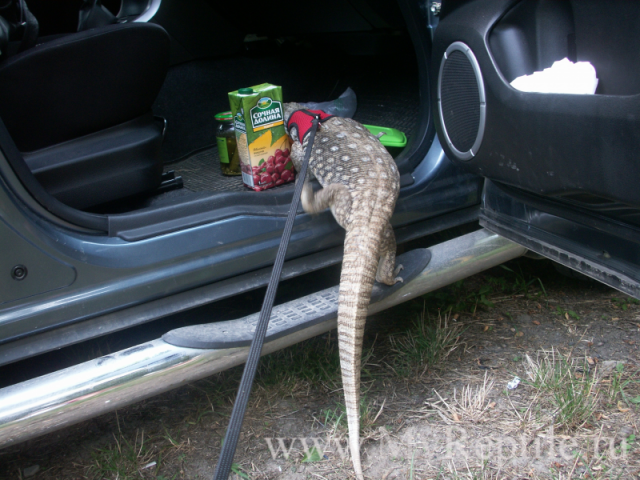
left=0, top=0, right=638, bottom=452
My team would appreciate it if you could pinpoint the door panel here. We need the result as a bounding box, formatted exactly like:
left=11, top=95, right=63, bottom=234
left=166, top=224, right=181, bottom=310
left=432, top=0, right=640, bottom=223
left=432, top=0, right=640, bottom=298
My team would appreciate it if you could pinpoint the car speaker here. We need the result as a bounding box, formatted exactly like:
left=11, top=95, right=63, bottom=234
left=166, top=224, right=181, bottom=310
left=437, top=42, right=486, bottom=160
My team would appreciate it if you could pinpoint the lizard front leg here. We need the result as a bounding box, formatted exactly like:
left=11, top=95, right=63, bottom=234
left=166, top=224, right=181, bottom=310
left=301, top=181, right=352, bottom=230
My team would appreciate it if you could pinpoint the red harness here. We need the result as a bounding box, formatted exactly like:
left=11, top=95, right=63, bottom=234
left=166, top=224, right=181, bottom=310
left=287, top=109, right=334, bottom=144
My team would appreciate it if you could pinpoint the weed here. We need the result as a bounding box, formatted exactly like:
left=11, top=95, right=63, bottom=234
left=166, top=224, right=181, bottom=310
left=611, top=296, right=640, bottom=310
left=302, top=446, right=323, bottom=463
left=555, top=306, right=580, bottom=320
left=230, top=462, right=250, bottom=479
left=409, top=448, right=416, bottom=480
left=388, top=307, right=463, bottom=377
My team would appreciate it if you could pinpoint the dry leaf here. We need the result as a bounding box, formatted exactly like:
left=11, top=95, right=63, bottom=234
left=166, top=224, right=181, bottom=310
left=488, top=401, right=496, bottom=409
left=452, top=313, right=459, bottom=320
left=575, top=373, right=583, bottom=379
left=618, top=401, right=630, bottom=413
left=594, top=412, right=603, bottom=420
left=452, top=412, right=461, bottom=422
left=552, top=462, right=564, bottom=468
left=537, top=303, right=542, bottom=309
left=625, top=340, right=636, bottom=345
left=515, top=331, right=524, bottom=337
left=587, top=357, right=595, bottom=365
left=612, top=317, right=620, bottom=321
left=565, top=312, right=569, bottom=320
left=532, top=320, right=541, bottom=325
left=483, top=325, right=490, bottom=332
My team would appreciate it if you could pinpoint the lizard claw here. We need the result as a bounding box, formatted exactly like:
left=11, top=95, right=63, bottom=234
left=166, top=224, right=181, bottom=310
left=393, top=264, right=404, bottom=276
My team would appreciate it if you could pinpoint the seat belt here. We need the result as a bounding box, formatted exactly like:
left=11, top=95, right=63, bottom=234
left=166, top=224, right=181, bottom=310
left=212, top=115, right=320, bottom=480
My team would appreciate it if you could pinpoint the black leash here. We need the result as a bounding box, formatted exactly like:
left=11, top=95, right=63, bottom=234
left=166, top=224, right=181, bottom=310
left=213, top=116, right=319, bottom=480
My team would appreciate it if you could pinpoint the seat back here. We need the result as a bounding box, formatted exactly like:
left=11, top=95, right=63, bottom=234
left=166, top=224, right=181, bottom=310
left=0, top=22, right=169, bottom=152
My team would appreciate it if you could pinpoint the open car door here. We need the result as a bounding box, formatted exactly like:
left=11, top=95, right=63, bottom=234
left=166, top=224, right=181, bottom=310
left=432, top=0, right=640, bottom=299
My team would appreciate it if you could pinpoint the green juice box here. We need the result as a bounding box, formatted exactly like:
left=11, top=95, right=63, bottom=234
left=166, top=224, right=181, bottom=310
left=228, top=83, right=293, bottom=191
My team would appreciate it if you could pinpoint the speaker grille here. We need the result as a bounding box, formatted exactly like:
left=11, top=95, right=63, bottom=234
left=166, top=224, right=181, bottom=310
left=437, top=42, right=486, bottom=160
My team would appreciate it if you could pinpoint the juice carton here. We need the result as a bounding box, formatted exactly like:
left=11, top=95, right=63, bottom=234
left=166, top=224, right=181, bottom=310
left=228, top=84, right=293, bottom=191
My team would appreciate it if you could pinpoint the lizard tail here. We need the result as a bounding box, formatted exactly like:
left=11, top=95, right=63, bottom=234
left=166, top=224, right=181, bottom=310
left=337, top=227, right=382, bottom=480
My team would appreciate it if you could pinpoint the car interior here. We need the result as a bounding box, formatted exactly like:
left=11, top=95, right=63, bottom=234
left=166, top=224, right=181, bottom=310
left=3, top=0, right=637, bottom=237
left=0, top=0, right=425, bottom=236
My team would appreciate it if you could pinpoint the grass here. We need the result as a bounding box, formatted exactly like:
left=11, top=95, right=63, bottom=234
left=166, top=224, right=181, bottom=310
left=320, top=395, right=384, bottom=436
left=555, top=306, right=580, bottom=321
left=388, top=306, right=463, bottom=377
left=606, top=362, right=628, bottom=403
left=256, top=333, right=342, bottom=391
left=88, top=428, right=158, bottom=479
left=498, top=263, right=548, bottom=299
left=430, top=372, right=495, bottom=423
left=611, top=296, right=640, bottom=310
left=418, top=261, right=547, bottom=318
left=523, top=349, right=598, bottom=431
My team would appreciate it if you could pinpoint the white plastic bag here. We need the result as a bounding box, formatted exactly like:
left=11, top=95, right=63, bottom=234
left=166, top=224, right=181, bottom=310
left=510, top=58, right=598, bottom=94
left=298, top=87, right=357, bottom=118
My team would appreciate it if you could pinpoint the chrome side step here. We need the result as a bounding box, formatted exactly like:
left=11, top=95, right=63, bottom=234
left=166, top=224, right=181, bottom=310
left=162, top=248, right=432, bottom=349
left=0, top=229, right=526, bottom=449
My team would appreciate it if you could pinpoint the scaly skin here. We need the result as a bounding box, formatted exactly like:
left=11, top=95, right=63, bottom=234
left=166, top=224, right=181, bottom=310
left=284, top=104, right=402, bottom=480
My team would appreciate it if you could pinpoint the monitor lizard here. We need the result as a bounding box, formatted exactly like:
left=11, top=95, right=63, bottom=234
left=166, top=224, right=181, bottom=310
left=284, top=104, right=403, bottom=480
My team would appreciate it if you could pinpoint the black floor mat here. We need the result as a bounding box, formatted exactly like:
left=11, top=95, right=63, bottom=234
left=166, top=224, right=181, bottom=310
left=154, top=53, right=420, bottom=165
left=163, top=54, right=420, bottom=193
left=167, top=146, right=247, bottom=193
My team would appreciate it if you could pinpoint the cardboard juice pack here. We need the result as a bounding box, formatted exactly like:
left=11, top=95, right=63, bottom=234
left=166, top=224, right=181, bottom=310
left=228, top=84, right=293, bottom=191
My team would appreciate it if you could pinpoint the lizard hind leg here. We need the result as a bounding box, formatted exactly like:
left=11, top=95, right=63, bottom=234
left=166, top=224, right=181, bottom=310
left=376, top=222, right=403, bottom=285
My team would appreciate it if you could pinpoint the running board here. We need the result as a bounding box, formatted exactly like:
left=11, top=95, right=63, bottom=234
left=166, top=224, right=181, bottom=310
left=162, top=249, right=431, bottom=349
left=0, top=229, right=526, bottom=449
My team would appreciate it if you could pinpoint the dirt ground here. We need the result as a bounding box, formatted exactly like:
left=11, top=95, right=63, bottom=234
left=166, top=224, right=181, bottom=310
left=1, top=257, right=639, bottom=480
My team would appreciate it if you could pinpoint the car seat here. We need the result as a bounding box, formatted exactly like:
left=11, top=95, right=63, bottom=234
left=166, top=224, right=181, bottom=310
left=0, top=1, right=170, bottom=209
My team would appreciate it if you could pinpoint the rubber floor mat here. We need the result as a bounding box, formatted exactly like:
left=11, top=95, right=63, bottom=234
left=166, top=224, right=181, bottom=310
left=164, top=55, right=420, bottom=194
left=156, top=54, right=420, bottom=165
left=165, top=146, right=248, bottom=193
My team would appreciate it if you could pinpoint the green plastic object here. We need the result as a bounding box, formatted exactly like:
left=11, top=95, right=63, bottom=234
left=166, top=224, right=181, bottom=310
left=363, top=125, right=407, bottom=148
